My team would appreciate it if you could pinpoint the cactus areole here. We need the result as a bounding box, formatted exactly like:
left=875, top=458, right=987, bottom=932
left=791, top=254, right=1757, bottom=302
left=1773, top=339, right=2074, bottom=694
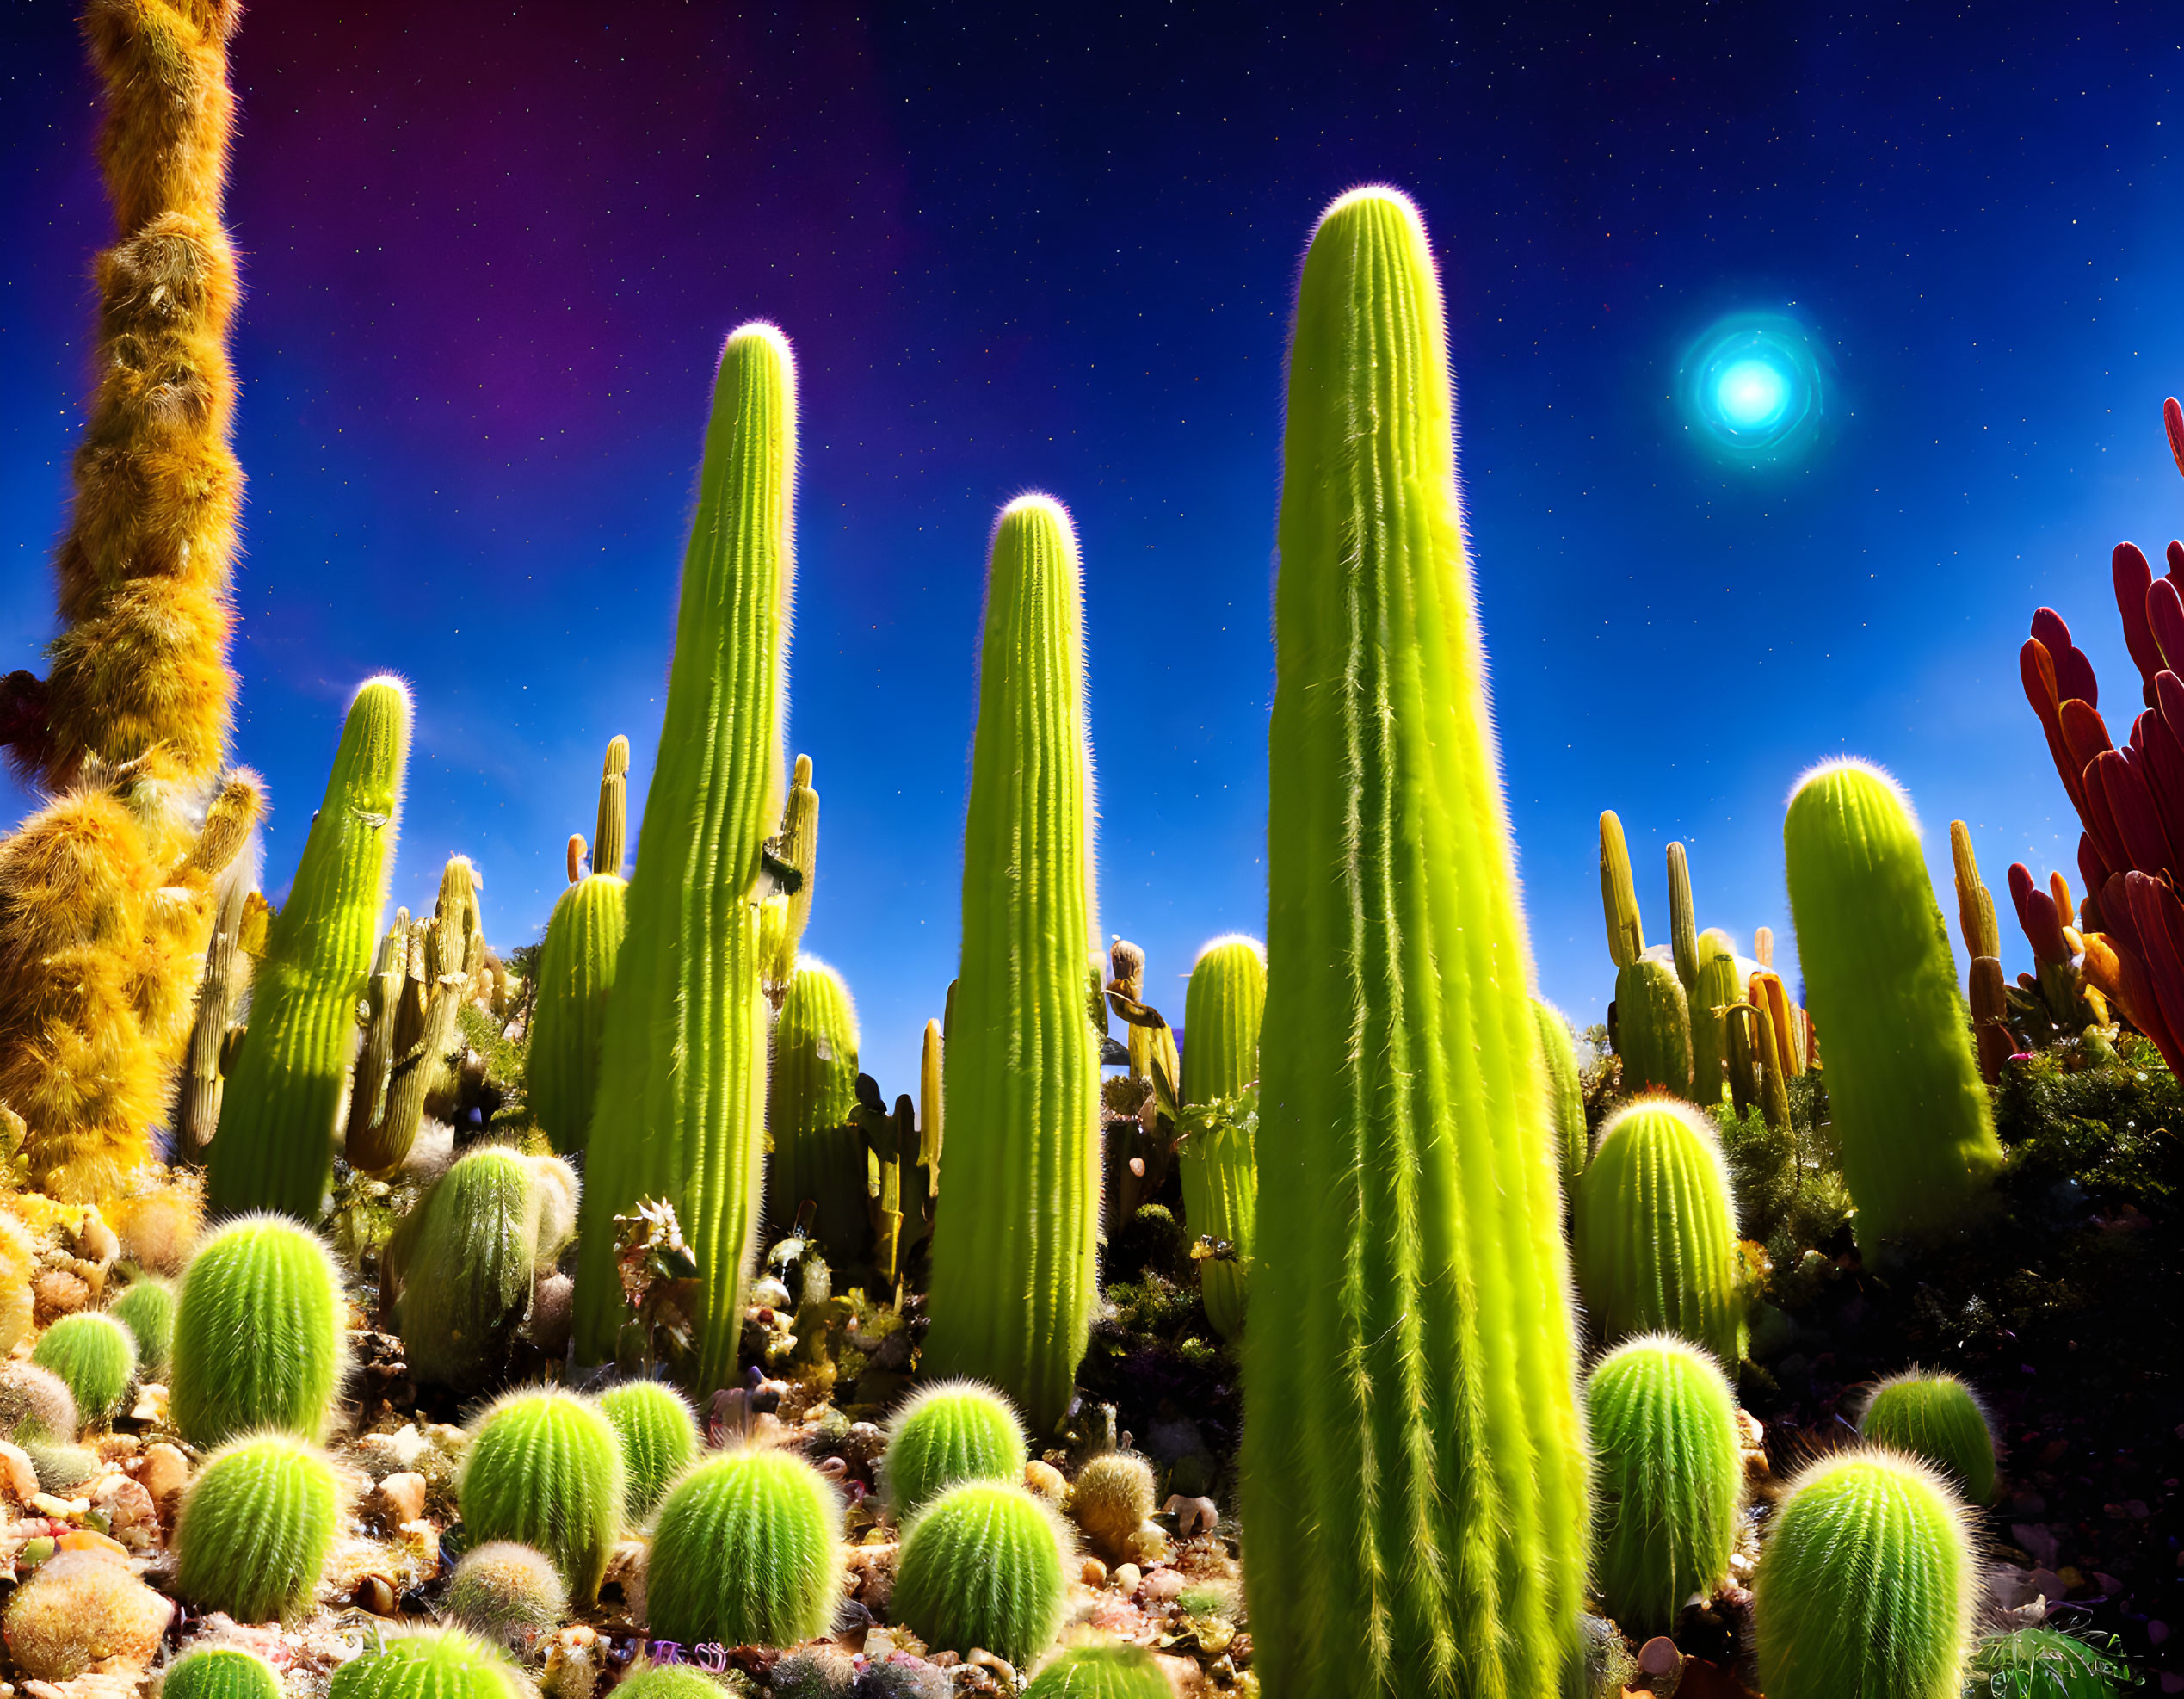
left=1239, top=186, right=1590, bottom=1697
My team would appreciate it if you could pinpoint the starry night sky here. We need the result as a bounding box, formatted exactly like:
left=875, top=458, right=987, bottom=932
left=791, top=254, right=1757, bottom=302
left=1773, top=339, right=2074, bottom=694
left=5, top=4, right=2183, bottom=1093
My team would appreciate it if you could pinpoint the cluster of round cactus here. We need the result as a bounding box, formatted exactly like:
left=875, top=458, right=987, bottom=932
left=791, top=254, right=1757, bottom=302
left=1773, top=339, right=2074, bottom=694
left=599, top=1379, right=700, bottom=1517
left=893, top=1480, right=1071, bottom=1665
left=170, top=1214, right=348, bottom=1445
left=30, top=1312, right=137, bottom=1425
left=173, top=1433, right=344, bottom=1623
left=879, top=1381, right=1027, bottom=1517
left=1857, top=1368, right=1996, bottom=1504
left=459, top=1388, right=626, bottom=1603
left=645, top=1447, right=843, bottom=1648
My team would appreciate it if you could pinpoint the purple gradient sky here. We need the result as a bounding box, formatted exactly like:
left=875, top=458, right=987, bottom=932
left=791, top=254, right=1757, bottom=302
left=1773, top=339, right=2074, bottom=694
left=6, top=4, right=2184, bottom=1094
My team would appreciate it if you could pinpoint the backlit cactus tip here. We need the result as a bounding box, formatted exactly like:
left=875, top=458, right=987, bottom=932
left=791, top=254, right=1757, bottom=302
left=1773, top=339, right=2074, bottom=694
left=1784, top=758, right=2004, bottom=1256
left=922, top=494, right=1101, bottom=1433
left=598, top=1380, right=700, bottom=1518
left=1856, top=1368, right=1996, bottom=1504
left=1532, top=998, right=1588, bottom=1201
left=595, top=735, right=631, bottom=881
left=1600, top=810, right=1646, bottom=968
left=879, top=1380, right=1028, bottom=1519
left=1241, top=184, right=1589, bottom=1695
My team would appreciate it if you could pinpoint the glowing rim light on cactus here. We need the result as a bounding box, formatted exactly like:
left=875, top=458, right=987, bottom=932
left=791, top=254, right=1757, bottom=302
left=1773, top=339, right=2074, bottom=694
left=1677, top=312, right=1827, bottom=466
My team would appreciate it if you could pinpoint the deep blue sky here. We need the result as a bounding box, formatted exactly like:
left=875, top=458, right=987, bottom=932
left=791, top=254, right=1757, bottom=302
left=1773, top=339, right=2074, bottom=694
left=6, top=4, right=2183, bottom=1094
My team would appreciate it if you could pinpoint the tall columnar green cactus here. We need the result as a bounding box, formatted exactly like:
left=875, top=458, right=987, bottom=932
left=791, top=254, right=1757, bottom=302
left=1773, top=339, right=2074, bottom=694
left=170, top=1214, right=348, bottom=1445
left=386, top=1147, right=578, bottom=1391
left=1857, top=1369, right=1996, bottom=1504
left=1783, top=760, right=2005, bottom=1256
left=1576, top=1098, right=1742, bottom=1364
left=528, top=739, right=632, bottom=1157
left=1687, top=928, right=1740, bottom=1103
left=922, top=496, right=1101, bottom=1432
left=766, top=958, right=867, bottom=1264
left=459, top=1389, right=626, bottom=1604
left=1667, top=842, right=1700, bottom=990
left=572, top=324, right=796, bottom=1394
left=892, top=1480, right=1071, bottom=1666
left=1584, top=1335, right=1742, bottom=1636
left=1600, top=811, right=1646, bottom=968
left=598, top=1380, right=700, bottom=1517
left=644, top=1447, right=843, bottom=1648
left=1753, top=1449, right=1974, bottom=1699
left=1533, top=998, right=1588, bottom=1200
left=31, top=1313, right=137, bottom=1426
left=1178, top=934, right=1266, bottom=1342
left=879, top=1380, right=1028, bottom=1518
left=328, top=1631, right=525, bottom=1699
left=1023, top=1646, right=1173, bottom=1699
left=1240, top=186, right=1589, bottom=1697
left=172, top=1432, right=342, bottom=1623
left=162, top=1647, right=284, bottom=1699
left=1615, top=956, right=1694, bottom=1096
left=207, top=677, right=410, bottom=1217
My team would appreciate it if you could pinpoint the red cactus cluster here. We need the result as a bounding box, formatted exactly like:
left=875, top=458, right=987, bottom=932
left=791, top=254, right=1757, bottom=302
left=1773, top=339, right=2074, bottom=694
left=2017, top=397, right=2184, bottom=1072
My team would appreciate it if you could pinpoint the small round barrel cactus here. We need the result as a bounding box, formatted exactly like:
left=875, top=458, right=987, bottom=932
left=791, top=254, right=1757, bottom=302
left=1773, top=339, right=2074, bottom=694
left=1023, top=1646, right=1172, bottom=1699
left=30, top=1313, right=137, bottom=1426
left=173, top=1433, right=342, bottom=1623
left=1066, top=1451, right=1157, bottom=1564
left=1576, top=1097, right=1743, bottom=1364
left=1585, top=1335, right=1742, bottom=1634
left=328, top=1630, right=525, bottom=1699
left=645, top=1447, right=843, bottom=1648
left=0, top=1363, right=77, bottom=1441
left=445, top=1541, right=569, bottom=1649
left=161, top=1646, right=284, bottom=1699
left=599, top=1380, right=700, bottom=1518
left=1754, top=1449, right=1974, bottom=1699
left=1969, top=1627, right=2132, bottom=1697
left=170, top=1214, right=348, bottom=1445
left=879, top=1381, right=1028, bottom=1518
left=1857, top=1369, right=1996, bottom=1504
left=459, top=1388, right=626, bottom=1604
left=893, top=1480, right=1071, bottom=1666
left=107, top=1277, right=175, bottom=1375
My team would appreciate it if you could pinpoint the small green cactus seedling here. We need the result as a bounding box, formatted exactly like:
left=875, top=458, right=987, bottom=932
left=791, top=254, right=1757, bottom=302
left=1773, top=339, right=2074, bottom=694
left=613, top=1670, right=733, bottom=1699
left=328, top=1630, right=526, bottom=1699
left=0, top=1362, right=80, bottom=1441
left=31, top=1313, right=138, bottom=1426
left=1753, top=1449, right=1974, bottom=1699
left=645, top=1446, right=843, bottom=1648
left=1066, top=1451, right=1157, bottom=1564
left=880, top=1381, right=1028, bottom=1518
left=1969, top=1627, right=2132, bottom=1698
left=893, top=1480, right=1071, bottom=1666
left=459, top=1388, right=626, bottom=1604
left=1023, top=1646, right=1173, bottom=1699
left=170, top=1214, right=348, bottom=1446
left=107, top=1276, right=175, bottom=1375
left=445, top=1541, right=570, bottom=1649
left=1857, top=1370, right=1996, bottom=1504
left=160, top=1646, right=285, bottom=1699
left=1, top=1548, right=175, bottom=1680
left=173, top=1432, right=343, bottom=1623
left=1585, top=1335, right=1743, bottom=1635
left=598, top=1381, right=700, bottom=1518
left=1576, top=1097, right=1743, bottom=1364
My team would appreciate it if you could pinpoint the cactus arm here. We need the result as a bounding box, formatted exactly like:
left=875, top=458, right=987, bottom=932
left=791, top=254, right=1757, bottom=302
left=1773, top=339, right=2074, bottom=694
left=1667, top=841, right=1700, bottom=990
left=1600, top=811, right=1645, bottom=968
left=594, top=736, right=631, bottom=880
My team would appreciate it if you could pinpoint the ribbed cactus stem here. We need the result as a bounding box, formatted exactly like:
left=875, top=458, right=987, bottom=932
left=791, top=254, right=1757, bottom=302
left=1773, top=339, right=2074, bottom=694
left=1241, top=187, right=1589, bottom=1696
left=358, top=856, right=481, bottom=1177
left=1532, top=998, right=1588, bottom=1199
left=1785, top=760, right=2004, bottom=1256
left=176, top=869, right=256, bottom=1160
left=1687, top=929, right=1739, bottom=1103
left=1600, top=810, right=1646, bottom=968
left=763, top=753, right=820, bottom=996
left=572, top=324, right=795, bottom=1393
left=343, top=915, right=408, bottom=1157
left=1178, top=934, right=1266, bottom=1343
left=919, top=1017, right=944, bottom=1182
left=1949, top=820, right=2001, bottom=958
left=1667, top=841, right=1700, bottom=990
left=208, top=677, right=410, bottom=1217
left=1615, top=956, right=1693, bottom=1096
left=922, top=496, right=1101, bottom=1433
left=594, top=736, right=630, bottom=881
left=766, top=959, right=867, bottom=1265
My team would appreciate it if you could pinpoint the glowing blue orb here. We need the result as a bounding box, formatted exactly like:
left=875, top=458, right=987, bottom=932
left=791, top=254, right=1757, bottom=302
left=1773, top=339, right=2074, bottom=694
left=1677, top=312, right=1827, bottom=467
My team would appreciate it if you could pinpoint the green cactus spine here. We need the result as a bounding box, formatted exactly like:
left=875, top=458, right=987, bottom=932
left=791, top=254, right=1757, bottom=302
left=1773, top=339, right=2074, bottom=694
left=572, top=324, right=796, bottom=1394
left=1753, top=1449, right=1974, bottom=1699
left=1584, top=1335, right=1742, bottom=1636
left=1178, top=934, right=1266, bottom=1342
left=1783, top=759, right=2005, bottom=1256
left=207, top=677, right=410, bottom=1216
left=644, top=1446, right=844, bottom=1648
left=1857, top=1369, right=1996, bottom=1504
left=172, top=1432, right=342, bottom=1623
left=1576, top=1097, right=1742, bottom=1363
left=458, top=1388, right=626, bottom=1604
left=598, top=1380, right=700, bottom=1518
left=106, top=1276, right=175, bottom=1375
left=30, top=1313, right=136, bottom=1426
left=922, top=495, right=1101, bottom=1432
left=1240, top=186, right=1590, bottom=1697
left=766, top=958, right=867, bottom=1264
left=892, top=1480, right=1071, bottom=1666
left=387, top=1147, right=578, bottom=1391
left=1533, top=998, right=1588, bottom=1200
left=169, top=1214, right=348, bottom=1445
left=1023, top=1646, right=1173, bottom=1699
left=161, top=1648, right=283, bottom=1699
left=1615, top=956, right=1694, bottom=1096
left=328, top=1631, right=524, bottom=1699
left=528, top=740, right=631, bottom=1156
left=879, top=1380, right=1028, bottom=1518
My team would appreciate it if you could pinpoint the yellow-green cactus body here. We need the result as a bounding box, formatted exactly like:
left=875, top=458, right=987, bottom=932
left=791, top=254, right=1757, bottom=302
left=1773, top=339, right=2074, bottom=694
left=169, top=1214, right=347, bottom=1446
left=1615, top=955, right=1693, bottom=1096
left=1857, top=1370, right=1996, bottom=1504
left=766, top=959, right=867, bottom=1265
left=530, top=740, right=632, bottom=1156
left=1240, top=187, right=1589, bottom=1698
left=644, top=1447, right=843, bottom=1649
left=172, top=1433, right=341, bottom=1623
left=458, top=1389, right=626, bottom=1604
left=1533, top=998, right=1588, bottom=1201
left=1178, top=934, right=1266, bottom=1342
